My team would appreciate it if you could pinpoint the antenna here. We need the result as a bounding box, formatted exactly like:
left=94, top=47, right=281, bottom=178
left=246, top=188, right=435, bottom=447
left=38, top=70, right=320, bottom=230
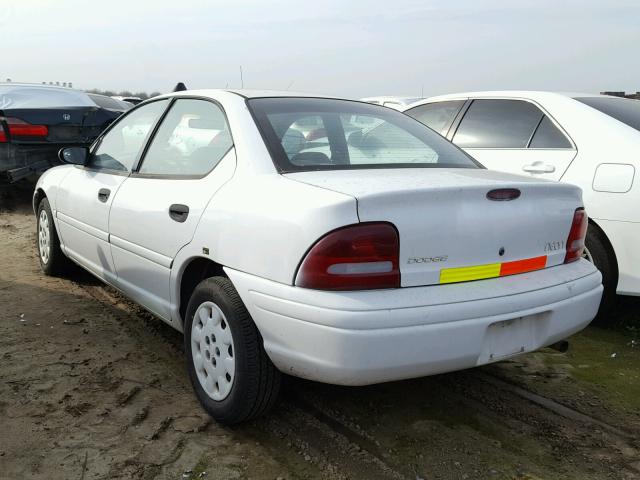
left=286, top=80, right=294, bottom=91
left=421, top=84, right=424, bottom=97
left=239, top=66, right=244, bottom=89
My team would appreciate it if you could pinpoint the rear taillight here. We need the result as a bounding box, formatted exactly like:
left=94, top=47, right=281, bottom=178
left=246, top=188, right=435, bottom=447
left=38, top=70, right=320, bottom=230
left=0, top=124, right=6, bottom=143
left=564, top=207, right=588, bottom=264
left=1, top=117, right=49, bottom=139
left=295, top=222, right=400, bottom=290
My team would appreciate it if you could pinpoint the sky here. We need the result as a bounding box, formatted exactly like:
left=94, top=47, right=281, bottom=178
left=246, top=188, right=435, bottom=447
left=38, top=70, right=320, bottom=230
left=3, top=0, right=640, bottom=98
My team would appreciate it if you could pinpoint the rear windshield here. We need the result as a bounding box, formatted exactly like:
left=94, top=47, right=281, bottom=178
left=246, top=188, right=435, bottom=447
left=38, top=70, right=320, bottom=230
left=575, top=96, right=640, bottom=132
left=0, top=85, right=94, bottom=109
left=248, top=97, right=480, bottom=172
left=88, top=94, right=132, bottom=111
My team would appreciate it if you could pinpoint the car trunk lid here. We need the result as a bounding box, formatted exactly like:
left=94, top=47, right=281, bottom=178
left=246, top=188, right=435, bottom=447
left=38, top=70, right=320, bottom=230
left=286, top=168, right=582, bottom=287
left=0, top=107, right=118, bottom=144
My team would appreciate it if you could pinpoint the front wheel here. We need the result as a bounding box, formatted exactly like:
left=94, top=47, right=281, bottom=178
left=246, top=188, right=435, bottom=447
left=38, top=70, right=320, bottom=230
left=37, top=198, right=72, bottom=276
left=184, top=276, right=281, bottom=424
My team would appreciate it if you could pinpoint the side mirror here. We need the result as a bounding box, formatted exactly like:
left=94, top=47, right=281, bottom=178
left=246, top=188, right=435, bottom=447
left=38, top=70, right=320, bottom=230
left=59, top=147, right=89, bottom=165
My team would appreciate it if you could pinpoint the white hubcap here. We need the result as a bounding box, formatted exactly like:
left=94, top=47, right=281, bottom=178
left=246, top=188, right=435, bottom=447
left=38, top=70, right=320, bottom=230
left=191, top=301, right=236, bottom=401
left=38, top=210, right=51, bottom=264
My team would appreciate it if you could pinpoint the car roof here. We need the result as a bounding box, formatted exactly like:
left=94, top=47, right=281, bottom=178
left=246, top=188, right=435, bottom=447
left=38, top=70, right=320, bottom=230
left=156, top=88, right=345, bottom=101
left=418, top=90, right=606, bottom=103
left=225, top=89, right=342, bottom=99
left=361, top=96, right=423, bottom=103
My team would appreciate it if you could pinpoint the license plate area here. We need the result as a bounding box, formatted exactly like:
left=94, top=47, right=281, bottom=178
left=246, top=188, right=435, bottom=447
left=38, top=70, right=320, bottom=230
left=478, top=315, right=538, bottom=365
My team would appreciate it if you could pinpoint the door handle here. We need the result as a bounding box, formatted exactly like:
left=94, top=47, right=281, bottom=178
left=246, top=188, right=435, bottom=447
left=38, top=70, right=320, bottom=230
left=169, top=204, right=190, bottom=223
left=98, top=188, right=111, bottom=203
left=522, top=161, right=555, bottom=174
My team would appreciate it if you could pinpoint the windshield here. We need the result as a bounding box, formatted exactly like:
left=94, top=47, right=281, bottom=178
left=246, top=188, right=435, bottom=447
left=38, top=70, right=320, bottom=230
left=248, top=97, right=480, bottom=172
left=575, top=96, right=640, bottom=132
left=0, top=85, right=94, bottom=109
left=88, top=93, right=132, bottom=111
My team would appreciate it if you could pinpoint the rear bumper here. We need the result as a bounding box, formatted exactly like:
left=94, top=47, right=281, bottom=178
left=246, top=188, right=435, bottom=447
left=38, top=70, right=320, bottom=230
left=226, top=260, right=602, bottom=386
left=1, top=144, right=65, bottom=182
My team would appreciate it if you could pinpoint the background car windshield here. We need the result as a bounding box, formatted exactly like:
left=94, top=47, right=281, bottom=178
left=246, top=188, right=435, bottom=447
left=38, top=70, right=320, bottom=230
left=575, top=96, right=640, bottom=132
left=248, top=98, right=479, bottom=172
left=0, top=85, right=95, bottom=109
left=88, top=94, right=132, bottom=111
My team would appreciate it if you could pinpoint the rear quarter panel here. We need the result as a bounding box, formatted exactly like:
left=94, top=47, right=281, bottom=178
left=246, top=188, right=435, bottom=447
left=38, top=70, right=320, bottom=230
left=170, top=173, right=358, bottom=321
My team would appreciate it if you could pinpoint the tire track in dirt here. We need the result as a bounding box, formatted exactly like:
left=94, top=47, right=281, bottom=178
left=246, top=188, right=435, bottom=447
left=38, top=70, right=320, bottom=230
left=80, top=278, right=640, bottom=480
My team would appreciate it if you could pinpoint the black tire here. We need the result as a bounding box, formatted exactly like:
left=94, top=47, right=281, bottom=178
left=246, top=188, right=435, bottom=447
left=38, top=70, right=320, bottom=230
left=585, top=225, right=618, bottom=323
left=184, top=276, right=281, bottom=424
left=36, top=198, right=71, bottom=276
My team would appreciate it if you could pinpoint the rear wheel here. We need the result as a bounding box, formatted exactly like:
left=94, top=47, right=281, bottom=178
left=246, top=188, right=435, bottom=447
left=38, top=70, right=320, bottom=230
left=584, top=225, right=618, bottom=323
left=184, top=276, right=281, bottom=424
left=37, top=198, right=71, bottom=276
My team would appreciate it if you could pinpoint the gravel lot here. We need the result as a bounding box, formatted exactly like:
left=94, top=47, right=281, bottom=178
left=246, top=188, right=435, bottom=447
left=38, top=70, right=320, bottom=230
left=1, top=181, right=639, bottom=480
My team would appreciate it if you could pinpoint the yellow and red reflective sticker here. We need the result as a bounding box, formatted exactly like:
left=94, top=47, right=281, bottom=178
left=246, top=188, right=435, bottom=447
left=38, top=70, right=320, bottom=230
left=439, top=255, right=547, bottom=284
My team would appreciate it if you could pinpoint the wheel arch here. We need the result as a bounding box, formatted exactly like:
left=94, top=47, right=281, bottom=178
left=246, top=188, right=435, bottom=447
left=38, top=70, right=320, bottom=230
left=33, top=187, right=46, bottom=214
left=588, top=218, right=619, bottom=280
left=178, top=256, right=227, bottom=325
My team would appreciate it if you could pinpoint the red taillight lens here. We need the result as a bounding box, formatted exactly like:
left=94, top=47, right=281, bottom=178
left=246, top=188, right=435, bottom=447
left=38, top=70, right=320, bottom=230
left=4, top=117, right=49, bottom=138
left=564, top=208, right=588, bottom=264
left=0, top=125, right=6, bottom=143
left=295, top=222, right=400, bottom=290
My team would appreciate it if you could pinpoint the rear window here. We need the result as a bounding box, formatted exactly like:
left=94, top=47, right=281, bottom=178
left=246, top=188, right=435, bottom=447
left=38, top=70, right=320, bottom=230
left=88, top=94, right=132, bottom=111
left=575, top=96, right=640, bottom=132
left=0, top=85, right=94, bottom=109
left=248, top=97, right=480, bottom=172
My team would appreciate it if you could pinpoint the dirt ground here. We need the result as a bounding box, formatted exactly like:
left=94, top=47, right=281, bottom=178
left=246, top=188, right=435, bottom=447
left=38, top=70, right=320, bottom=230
left=1, top=181, right=639, bottom=480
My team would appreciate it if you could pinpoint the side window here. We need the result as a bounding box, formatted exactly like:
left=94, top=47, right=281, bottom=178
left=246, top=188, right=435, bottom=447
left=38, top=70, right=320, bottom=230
left=405, top=101, right=465, bottom=135
left=529, top=116, right=572, bottom=148
left=453, top=99, right=543, bottom=148
left=90, top=100, right=169, bottom=171
left=138, top=99, right=233, bottom=176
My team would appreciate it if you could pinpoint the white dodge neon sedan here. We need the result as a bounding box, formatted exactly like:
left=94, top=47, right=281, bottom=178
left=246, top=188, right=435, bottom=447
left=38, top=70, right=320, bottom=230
left=34, top=90, right=602, bottom=423
left=404, top=91, right=640, bottom=317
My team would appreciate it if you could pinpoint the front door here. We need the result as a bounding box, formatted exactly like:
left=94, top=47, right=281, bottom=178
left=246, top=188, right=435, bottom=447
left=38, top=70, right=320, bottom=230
left=108, top=98, right=235, bottom=320
left=56, top=99, right=170, bottom=281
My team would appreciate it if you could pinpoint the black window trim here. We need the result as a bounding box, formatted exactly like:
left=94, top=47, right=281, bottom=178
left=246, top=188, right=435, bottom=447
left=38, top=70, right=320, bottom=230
left=131, top=95, right=235, bottom=180
left=449, top=97, right=576, bottom=151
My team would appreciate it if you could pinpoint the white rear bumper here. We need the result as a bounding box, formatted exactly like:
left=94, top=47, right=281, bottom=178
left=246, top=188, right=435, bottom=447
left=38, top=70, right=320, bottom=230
left=226, top=260, right=602, bottom=385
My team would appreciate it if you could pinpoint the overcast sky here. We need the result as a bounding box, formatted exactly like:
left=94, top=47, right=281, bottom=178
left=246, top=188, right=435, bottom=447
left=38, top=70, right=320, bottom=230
left=3, top=0, right=639, bottom=98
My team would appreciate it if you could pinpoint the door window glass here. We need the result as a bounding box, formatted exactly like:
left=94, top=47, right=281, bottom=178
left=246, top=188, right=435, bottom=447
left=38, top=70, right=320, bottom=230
left=90, top=100, right=168, bottom=171
left=453, top=99, right=543, bottom=148
left=529, top=116, right=572, bottom=148
left=405, top=101, right=465, bottom=135
left=138, top=99, right=233, bottom=176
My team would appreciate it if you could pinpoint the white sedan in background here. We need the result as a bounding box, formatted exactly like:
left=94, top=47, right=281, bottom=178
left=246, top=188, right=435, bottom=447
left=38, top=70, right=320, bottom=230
left=360, top=95, right=424, bottom=110
left=404, top=92, right=640, bottom=319
left=34, top=90, right=601, bottom=423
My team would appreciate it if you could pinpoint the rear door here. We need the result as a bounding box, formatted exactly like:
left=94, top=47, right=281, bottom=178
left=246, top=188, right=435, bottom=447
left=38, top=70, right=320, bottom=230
left=449, top=99, right=576, bottom=180
left=108, top=98, right=235, bottom=320
left=55, top=99, right=169, bottom=282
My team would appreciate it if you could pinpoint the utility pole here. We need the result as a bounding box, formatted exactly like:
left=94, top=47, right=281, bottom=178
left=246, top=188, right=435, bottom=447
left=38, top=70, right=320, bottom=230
left=240, top=66, right=244, bottom=89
